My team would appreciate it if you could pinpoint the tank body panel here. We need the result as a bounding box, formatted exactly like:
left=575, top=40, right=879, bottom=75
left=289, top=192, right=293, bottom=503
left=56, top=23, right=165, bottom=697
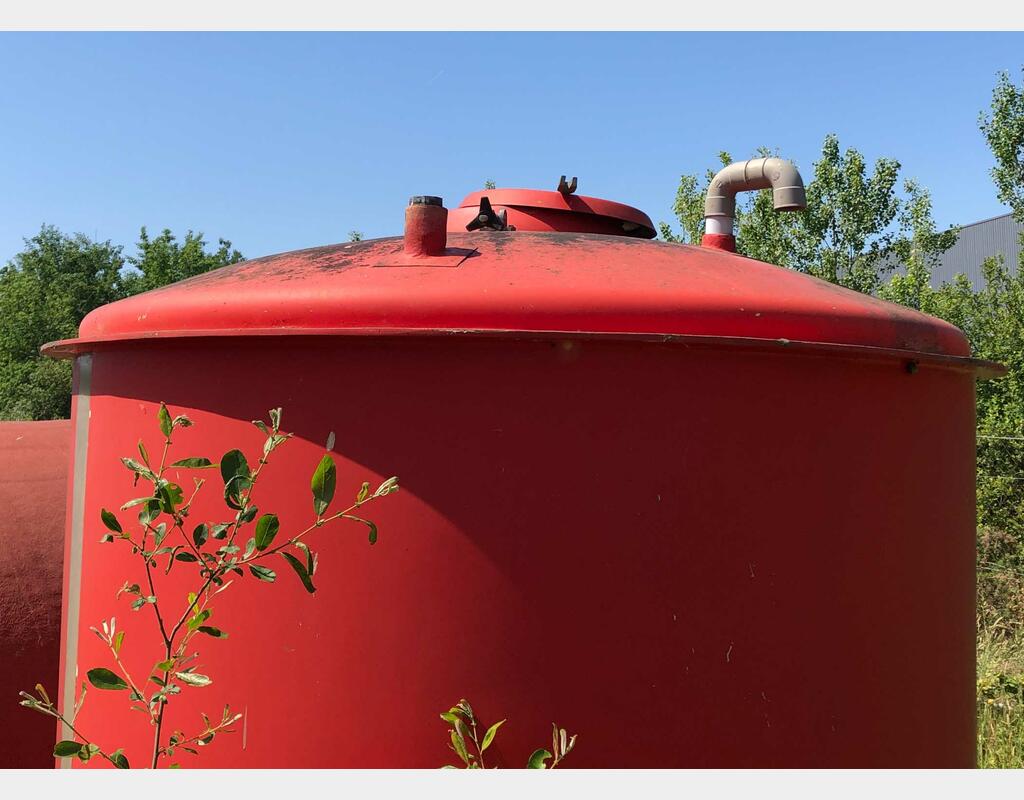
left=0, top=420, right=71, bottom=768
left=60, top=336, right=976, bottom=768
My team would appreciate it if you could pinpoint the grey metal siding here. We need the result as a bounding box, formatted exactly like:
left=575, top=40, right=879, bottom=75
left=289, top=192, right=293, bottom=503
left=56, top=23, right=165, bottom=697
left=931, top=213, right=1023, bottom=290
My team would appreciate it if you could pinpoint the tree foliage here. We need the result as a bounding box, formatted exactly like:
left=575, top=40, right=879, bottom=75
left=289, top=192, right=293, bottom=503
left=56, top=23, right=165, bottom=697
left=981, top=68, right=1024, bottom=227
left=0, top=226, right=124, bottom=420
left=0, top=226, right=243, bottom=420
left=118, top=228, right=243, bottom=296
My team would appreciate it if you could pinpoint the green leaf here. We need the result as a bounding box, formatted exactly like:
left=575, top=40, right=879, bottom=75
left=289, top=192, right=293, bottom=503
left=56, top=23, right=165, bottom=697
left=78, top=743, right=100, bottom=763
left=252, top=419, right=269, bottom=435
left=99, top=533, right=115, bottom=543
left=193, top=523, right=209, bottom=547
left=87, top=668, right=128, bottom=691
left=158, top=483, right=184, bottom=514
left=356, top=481, right=370, bottom=503
left=223, top=475, right=249, bottom=510
left=197, top=625, right=228, bottom=638
left=527, top=749, right=552, bottom=769
left=121, top=457, right=154, bottom=478
left=249, top=565, right=276, bottom=583
left=175, top=671, right=212, bottom=687
left=121, top=496, right=154, bottom=510
left=450, top=730, right=470, bottom=765
left=113, top=631, right=125, bottom=653
left=158, top=403, right=173, bottom=437
left=155, top=659, right=175, bottom=672
left=254, top=513, right=280, bottom=551
left=295, top=540, right=316, bottom=575
left=170, top=457, right=215, bottom=469
left=175, top=552, right=199, bottom=563
left=269, top=407, right=282, bottom=431
left=153, top=522, right=168, bottom=547
left=139, top=499, right=161, bottom=525
left=220, top=449, right=251, bottom=485
left=344, top=514, right=378, bottom=545
left=481, top=719, right=506, bottom=752
left=311, top=454, right=336, bottom=516
left=122, top=457, right=146, bottom=474
left=281, top=551, right=316, bottom=593
left=110, top=748, right=130, bottom=769
left=238, top=505, right=258, bottom=523
left=439, top=712, right=461, bottom=726
left=210, top=523, right=230, bottom=540
left=100, top=508, right=122, bottom=533
left=374, top=476, right=399, bottom=497
left=53, top=740, right=83, bottom=757
left=187, top=609, right=211, bottom=630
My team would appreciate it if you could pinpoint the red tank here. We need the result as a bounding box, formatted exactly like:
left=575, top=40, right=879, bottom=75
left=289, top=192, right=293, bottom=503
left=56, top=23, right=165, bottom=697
left=0, top=420, right=70, bottom=768
left=41, top=183, right=1000, bottom=768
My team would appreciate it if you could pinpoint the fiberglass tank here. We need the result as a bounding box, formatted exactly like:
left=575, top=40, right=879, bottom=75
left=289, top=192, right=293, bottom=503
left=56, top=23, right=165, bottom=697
left=45, top=164, right=999, bottom=768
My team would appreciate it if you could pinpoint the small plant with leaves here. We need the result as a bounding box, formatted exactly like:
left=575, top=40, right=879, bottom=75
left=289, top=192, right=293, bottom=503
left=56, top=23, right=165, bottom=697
left=19, top=404, right=398, bottom=768
left=440, top=698, right=576, bottom=769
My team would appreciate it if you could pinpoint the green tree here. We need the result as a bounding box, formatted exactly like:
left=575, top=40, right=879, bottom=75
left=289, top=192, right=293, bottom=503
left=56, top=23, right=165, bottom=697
left=954, top=67, right=1024, bottom=542
left=0, top=226, right=243, bottom=421
left=658, top=167, right=714, bottom=246
left=980, top=68, right=1024, bottom=231
left=119, top=228, right=243, bottom=295
left=791, top=134, right=904, bottom=293
left=877, top=180, right=959, bottom=311
left=0, top=226, right=124, bottom=420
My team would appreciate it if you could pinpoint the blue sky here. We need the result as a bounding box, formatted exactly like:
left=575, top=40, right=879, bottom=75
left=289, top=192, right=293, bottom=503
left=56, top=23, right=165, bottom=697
left=0, top=32, right=1021, bottom=263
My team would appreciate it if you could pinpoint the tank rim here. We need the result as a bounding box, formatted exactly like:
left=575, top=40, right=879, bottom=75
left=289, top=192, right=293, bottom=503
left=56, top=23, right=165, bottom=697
left=40, top=328, right=1005, bottom=379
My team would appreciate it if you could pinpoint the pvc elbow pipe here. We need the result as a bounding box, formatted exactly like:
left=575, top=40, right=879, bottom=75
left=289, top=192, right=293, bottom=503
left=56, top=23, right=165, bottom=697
left=702, top=158, right=806, bottom=251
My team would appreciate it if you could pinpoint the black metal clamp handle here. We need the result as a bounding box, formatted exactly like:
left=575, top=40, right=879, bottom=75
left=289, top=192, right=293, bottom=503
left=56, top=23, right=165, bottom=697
left=466, top=196, right=515, bottom=232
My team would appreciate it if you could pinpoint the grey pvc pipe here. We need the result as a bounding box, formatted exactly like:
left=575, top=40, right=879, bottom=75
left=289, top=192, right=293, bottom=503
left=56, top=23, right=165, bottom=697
left=704, top=157, right=807, bottom=219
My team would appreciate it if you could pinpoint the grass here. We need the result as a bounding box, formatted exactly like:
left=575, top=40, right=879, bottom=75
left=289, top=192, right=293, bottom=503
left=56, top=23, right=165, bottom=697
left=977, top=622, right=1024, bottom=768
left=976, top=528, right=1024, bottom=768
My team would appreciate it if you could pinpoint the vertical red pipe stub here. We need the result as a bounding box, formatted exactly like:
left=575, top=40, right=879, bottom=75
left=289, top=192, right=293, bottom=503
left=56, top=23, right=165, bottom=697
left=701, top=233, right=737, bottom=253
left=405, top=196, right=448, bottom=257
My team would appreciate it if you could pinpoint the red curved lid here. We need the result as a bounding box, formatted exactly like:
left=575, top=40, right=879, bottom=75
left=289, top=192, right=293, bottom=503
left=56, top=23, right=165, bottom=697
left=449, top=189, right=657, bottom=238
left=49, top=231, right=972, bottom=363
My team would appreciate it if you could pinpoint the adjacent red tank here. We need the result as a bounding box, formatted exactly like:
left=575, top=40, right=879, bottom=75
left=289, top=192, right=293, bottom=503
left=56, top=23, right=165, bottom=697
left=43, top=182, right=999, bottom=768
left=0, top=420, right=70, bottom=768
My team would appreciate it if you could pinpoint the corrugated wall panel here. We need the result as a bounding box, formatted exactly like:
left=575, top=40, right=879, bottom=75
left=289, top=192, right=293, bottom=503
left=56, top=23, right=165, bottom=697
left=931, top=214, right=1023, bottom=290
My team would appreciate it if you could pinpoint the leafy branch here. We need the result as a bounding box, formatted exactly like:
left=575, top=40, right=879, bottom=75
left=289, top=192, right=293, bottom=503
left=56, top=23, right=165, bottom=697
left=440, top=699, right=576, bottom=769
left=20, top=403, right=398, bottom=768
